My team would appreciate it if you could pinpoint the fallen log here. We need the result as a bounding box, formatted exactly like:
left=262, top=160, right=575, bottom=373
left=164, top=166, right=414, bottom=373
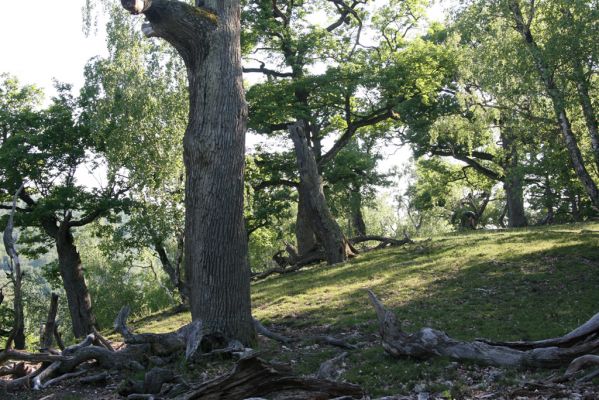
left=253, top=319, right=357, bottom=350
left=349, top=234, right=413, bottom=250
left=0, top=349, right=69, bottom=365
left=367, top=290, right=599, bottom=368
left=180, top=353, right=363, bottom=400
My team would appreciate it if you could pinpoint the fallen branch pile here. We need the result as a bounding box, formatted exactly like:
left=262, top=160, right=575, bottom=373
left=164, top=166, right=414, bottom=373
left=0, top=306, right=364, bottom=399
left=368, top=289, right=599, bottom=380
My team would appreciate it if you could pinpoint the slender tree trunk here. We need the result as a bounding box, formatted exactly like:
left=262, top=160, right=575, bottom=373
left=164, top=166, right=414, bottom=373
left=155, top=242, right=188, bottom=304
left=573, top=62, right=599, bottom=170
left=509, top=1, right=599, bottom=208
left=55, top=225, right=97, bottom=338
left=295, top=188, right=318, bottom=256
left=120, top=0, right=255, bottom=344
left=350, top=189, right=367, bottom=237
left=289, top=122, right=353, bottom=264
left=540, top=177, right=555, bottom=225
left=501, top=127, right=528, bottom=227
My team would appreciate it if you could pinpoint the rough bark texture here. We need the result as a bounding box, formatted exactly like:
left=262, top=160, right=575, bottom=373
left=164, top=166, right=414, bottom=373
left=509, top=1, right=599, bottom=208
left=295, top=188, right=318, bottom=256
left=122, top=0, right=255, bottom=344
left=55, top=225, right=97, bottom=338
left=501, top=127, right=528, bottom=228
left=368, top=290, right=599, bottom=368
left=289, top=122, right=353, bottom=265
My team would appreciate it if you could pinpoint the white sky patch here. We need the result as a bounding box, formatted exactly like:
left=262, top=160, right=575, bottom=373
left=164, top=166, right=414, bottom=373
left=1, top=1, right=449, bottom=202
left=0, top=0, right=107, bottom=99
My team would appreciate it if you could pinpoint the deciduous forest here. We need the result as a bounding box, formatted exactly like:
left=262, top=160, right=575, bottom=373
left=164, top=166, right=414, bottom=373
left=0, top=0, right=598, bottom=399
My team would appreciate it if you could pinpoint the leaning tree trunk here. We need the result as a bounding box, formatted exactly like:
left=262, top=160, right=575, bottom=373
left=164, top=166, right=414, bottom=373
left=295, top=187, right=318, bottom=256
left=573, top=61, right=599, bottom=171
left=501, top=126, right=528, bottom=228
left=510, top=1, right=599, bottom=209
left=289, top=122, right=354, bottom=265
left=55, top=225, right=97, bottom=338
left=120, top=0, right=255, bottom=344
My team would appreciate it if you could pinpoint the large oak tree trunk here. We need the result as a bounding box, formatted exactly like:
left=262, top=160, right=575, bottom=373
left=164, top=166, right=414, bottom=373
left=295, top=187, right=318, bottom=256
left=121, top=0, right=255, bottom=344
left=289, top=122, right=353, bottom=265
left=55, top=226, right=97, bottom=338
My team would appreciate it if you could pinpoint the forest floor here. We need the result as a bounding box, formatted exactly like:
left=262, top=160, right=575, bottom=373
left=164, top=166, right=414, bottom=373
left=5, top=222, right=599, bottom=399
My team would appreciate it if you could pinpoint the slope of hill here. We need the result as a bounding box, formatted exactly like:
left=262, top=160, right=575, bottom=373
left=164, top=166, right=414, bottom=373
left=129, top=222, right=599, bottom=397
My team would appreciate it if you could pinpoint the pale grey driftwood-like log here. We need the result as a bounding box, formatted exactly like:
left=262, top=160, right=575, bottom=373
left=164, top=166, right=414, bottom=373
left=368, top=290, right=599, bottom=368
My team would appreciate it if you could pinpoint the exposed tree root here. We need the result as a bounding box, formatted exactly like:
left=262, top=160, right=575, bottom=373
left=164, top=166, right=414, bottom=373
left=1, top=307, right=365, bottom=398
left=368, top=290, right=599, bottom=368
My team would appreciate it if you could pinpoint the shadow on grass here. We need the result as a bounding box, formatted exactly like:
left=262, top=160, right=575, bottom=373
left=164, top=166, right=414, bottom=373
left=252, top=223, right=599, bottom=342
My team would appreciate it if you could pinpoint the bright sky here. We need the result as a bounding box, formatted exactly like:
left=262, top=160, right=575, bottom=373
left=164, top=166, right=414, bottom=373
left=0, top=0, right=107, bottom=98
left=0, top=1, right=447, bottom=98
left=0, top=1, right=448, bottom=197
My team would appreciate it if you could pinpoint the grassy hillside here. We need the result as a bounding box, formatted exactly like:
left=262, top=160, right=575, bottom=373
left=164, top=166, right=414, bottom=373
left=129, top=223, right=599, bottom=397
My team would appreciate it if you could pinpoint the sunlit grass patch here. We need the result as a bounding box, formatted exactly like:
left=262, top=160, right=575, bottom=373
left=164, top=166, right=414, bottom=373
left=127, top=222, right=599, bottom=396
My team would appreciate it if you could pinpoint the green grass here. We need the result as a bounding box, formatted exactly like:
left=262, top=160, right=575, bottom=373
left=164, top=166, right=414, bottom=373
left=130, top=222, right=599, bottom=396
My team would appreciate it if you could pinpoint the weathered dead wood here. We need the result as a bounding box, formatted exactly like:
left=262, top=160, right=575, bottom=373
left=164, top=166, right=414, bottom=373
left=0, top=362, right=34, bottom=378
left=251, top=263, right=308, bottom=281
left=114, top=305, right=189, bottom=356
left=80, top=371, right=109, bottom=385
left=115, top=305, right=241, bottom=362
left=368, top=290, right=599, bottom=368
left=479, top=311, right=599, bottom=350
left=0, top=349, right=68, bottom=365
left=253, top=248, right=328, bottom=281
left=309, top=335, right=358, bottom=350
left=40, top=293, right=59, bottom=350
left=349, top=234, right=413, bottom=251
left=317, top=352, right=347, bottom=380
left=92, top=327, right=115, bottom=352
left=253, top=319, right=293, bottom=344
left=54, top=324, right=65, bottom=351
left=41, top=369, right=87, bottom=389
left=564, top=355, right=599, bottom=378
left=180, top=354, right=363, bottom=400
left=253, top=319, right=357, bottom=350
left=118, top=367, right=179, bottom=397
left=3, top=184, right=26, bottom=350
